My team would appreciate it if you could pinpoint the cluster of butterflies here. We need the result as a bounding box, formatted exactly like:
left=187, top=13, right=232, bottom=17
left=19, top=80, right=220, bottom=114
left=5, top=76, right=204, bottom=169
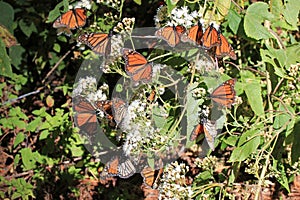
left=52, top=7, right=237, bottom=61
left=190, top=78, right=236, bottom=149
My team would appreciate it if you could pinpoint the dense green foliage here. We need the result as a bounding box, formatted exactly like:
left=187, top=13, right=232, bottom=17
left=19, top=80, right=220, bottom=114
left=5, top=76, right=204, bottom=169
left=0, top=0, right=299, bottom=199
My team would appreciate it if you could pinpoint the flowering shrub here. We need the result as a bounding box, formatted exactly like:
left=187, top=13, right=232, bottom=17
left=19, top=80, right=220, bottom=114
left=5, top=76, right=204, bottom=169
left=0, top=0, right=299, bottom=199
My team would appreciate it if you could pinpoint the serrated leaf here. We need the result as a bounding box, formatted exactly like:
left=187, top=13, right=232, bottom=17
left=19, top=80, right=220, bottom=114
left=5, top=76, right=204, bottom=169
left=244, top=2, right=274, bottom=40
left=240, top=71, right=264, bottom=117
left=14, top=133, right=25, bottom=148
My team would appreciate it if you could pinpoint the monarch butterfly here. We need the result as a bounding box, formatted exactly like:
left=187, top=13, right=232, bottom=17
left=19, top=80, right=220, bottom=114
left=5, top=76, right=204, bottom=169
left=95, top=100, right=114, bottom=124
left=141, top=185, right=159, bottom=200
left=111, top=97, right=128, bottom=126
left=73, top=96, right=99, bottom=135
left=190, top=118, right=218, bottom=150
left=101, top=156, right=136, bottom=179
left=141, top=166, right=163, bottom=188
left=155, top=25, right=186, bottom=47
left=214, top=33, right=237, bottom=60
left=53, top=8, right=87, bottom=30
left=209, top=78, right=236, bottom=108
left=147, top=88, right=156, bottom=103
left=187, top=21, right=204, bottom=46
left=201, top=24, right=220, bottom=49
left=78, top=32, right=112, bottom=57
left=122, top=48, right=153, bottom=83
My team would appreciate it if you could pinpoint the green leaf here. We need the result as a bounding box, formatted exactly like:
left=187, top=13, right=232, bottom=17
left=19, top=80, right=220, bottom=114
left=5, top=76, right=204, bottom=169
left=26, top=117, right=42, bottom=132
left=283, top=0, right=300, bottom=30
left=14, top=133, right=25, bottom=148
left=19, top=19, right=37, bottom=37
left=227, top=9, right=242, bottom=34
left=39, top=130, right=50, bottom=141
left=9, top=45, right=25, bottom=70
left=291, top=119, right=300, bottom=164
left=229, top=135, right=260, bottom=162
left=238, top=129, right=260, bottom=147
left=274, top=104, right=293, bottom=130
left=216, top=0, right=231, bottom=17
left=223, top=135, right=238, bottom=146
left=186, top=83, right=200, bottom=146
left=47, top=2, right=65, bottom=22
left=53, top=43, right=60, bottom=53
left=244, top=2, right=274, bottom=40
left=0, top=39, right=12, bottom=78
left=20, top=148, right=36, bottom=170
left=133, top=0, right=141, bottom=5
left=166, top=0, right=178, bottom=14
left=240, top=71, right=265, bottom=117
left=0, top=2, right=14, bottom=32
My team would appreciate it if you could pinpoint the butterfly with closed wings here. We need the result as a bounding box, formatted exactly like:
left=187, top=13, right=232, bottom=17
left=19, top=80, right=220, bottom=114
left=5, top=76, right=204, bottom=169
left=209, top=78, right=236, bottom=108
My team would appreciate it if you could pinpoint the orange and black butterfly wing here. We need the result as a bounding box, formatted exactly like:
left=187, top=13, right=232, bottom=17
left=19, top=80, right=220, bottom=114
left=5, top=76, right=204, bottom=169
left=73, top=97, right=98, bottom=135
left=187, top=22, right=203, bottom=46
left=53, top=8, right=86, bottom=29
left=95, top=100, right=114, bottom=123
left=103, top=156, right=119, bottom=177
left=122, top=48, right=153, bottom=83
left=141, top=166, right=156, bottom=187
left=155, top=25, right=185, bottom=47
left=203, top=119, right=218, bottom=150
left=210, top=78, right=236, bottom=108
left=78, top=32, right=112, bottom=56
left=118, top=159, right=136, bottom=178
left=112, top=97, right=127, bottom=126
left=201, top=24, right=220, bottom=49
left=190, top=123, right=204, bottom=141
left=215, top=33, right=237, bottom=60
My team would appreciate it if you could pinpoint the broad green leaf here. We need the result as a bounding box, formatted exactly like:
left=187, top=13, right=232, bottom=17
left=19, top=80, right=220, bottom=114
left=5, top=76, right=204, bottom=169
left=20, top=148, right=36, bottom=170
left=229, top=135, right=260, bottom=162
left=9, top=45, right=25, bottom=70
left=240, top=71, right=265, bottom=117
left=166, top=0, right=178, bottom=14
left=223, top=135, right=239, bottom=146
left=133, top=0, right=141, bottom=5
left=69, top=145, right=84, bottom=157
left=286, top=44, right=300, bottom=67
left=26, top=117, right=42, bottom=132
left=283, top=0, right=300, bottom=30
left=216, top=0, right=231, bottom=17
left=152, top=105, right=168, bottom=129
left=227, top=9, right=242, bottom=34
left=274, top=104, right=293, bottom=130
left=19, top=19, right=38, bottom=38
left=238, top=129, right=260, bottom=147
left=244, top=2, right=274, bottom=40
left=291, top=119, right=300, bottom=164
left=0, top=2, right=14, bottom=32
left=39, top=130, right=50, bottom=140
left=0, top=39, right=12, bottom=78
left=14, top=133, right=25, bottom=148
left=186, top=83, right=200, bottom=146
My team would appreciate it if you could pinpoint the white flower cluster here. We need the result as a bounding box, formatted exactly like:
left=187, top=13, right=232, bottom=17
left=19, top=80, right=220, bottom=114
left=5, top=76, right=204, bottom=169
left=121, top=99, right=156, bottom=156
left=73, top=77, right=108, bottom=102
left=110, top=34, right=124, bottom=59
left=97, top=0, right=121, bottom=8
left=158, top=161, right=193, bottom=199
left=192, top=87, right=206, bottom=98
left=113, top=18, right=136, bottom=35
left=73, top=76, right=97, bottom=97
left=288, top=63, right=299, bottom=77
left=70, top=0, right=92, bottom=10
left=154, top=6, right=201, bottom=28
